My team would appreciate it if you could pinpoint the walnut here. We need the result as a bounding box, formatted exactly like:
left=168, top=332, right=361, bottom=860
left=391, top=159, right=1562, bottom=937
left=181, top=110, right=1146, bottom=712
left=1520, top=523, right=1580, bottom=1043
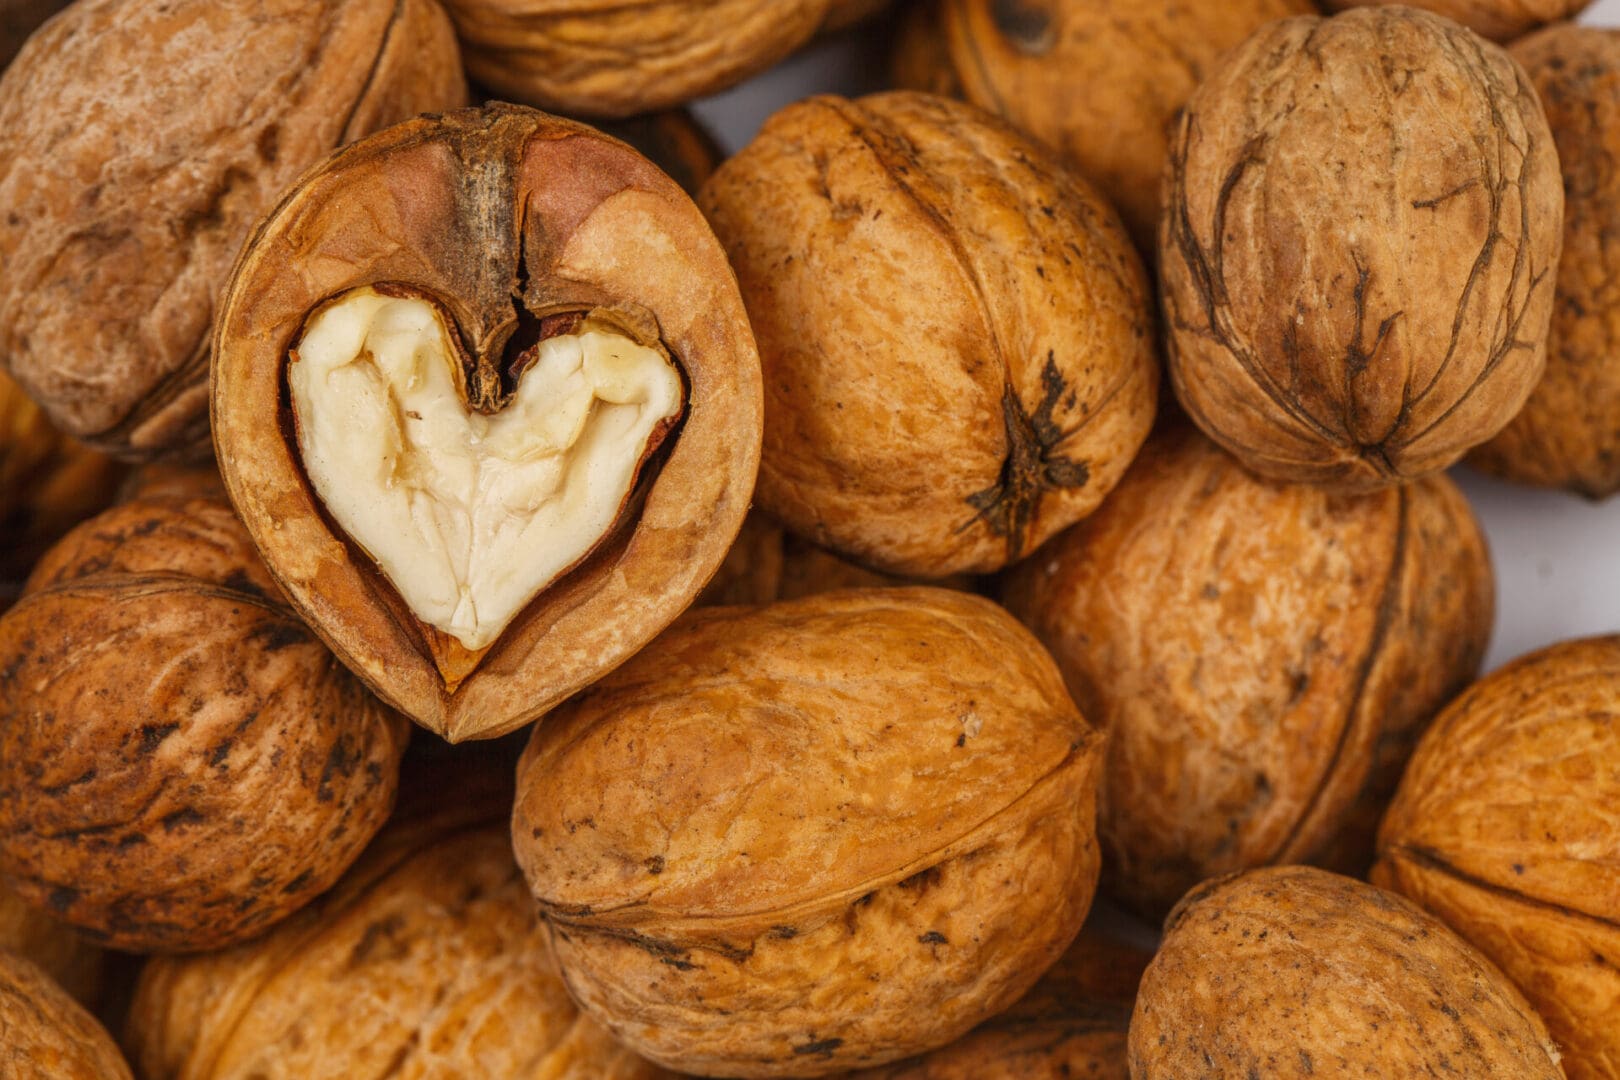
left=212, top=104, right=761, bottom=742
left=0, top=492, right=409, bottom=952
left=1374, top=636, right=1620, bottom=1080
left=0, top=0, right=466, bottom=459
left=700, top=91, right=1158, bottom=577
left=1001, top=427, right=1492, bottom=918
left=1130, top=867, right=1564, bottom=1078
left=1161, top=7, right=1563, bottom=491
left=1324, top=0, right=1591, bottom=43
left=1471, top=26, right=1620, bottom=498
left=890, top=2, right=962, bottom=99
left=0, top=883, right=104, bottom=1007
left=592, top=109, right=723, bottom=197
left=0, top=952, right=130, bottom=1080
left=0, top=0, right=63, bottom=69
left=512, top=588, right=1103, bottom=1076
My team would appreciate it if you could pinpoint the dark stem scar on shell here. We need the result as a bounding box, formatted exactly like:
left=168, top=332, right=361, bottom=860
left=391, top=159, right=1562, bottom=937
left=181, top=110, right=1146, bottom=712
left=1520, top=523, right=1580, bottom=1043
left=959, top=352, right=1089, bottom=560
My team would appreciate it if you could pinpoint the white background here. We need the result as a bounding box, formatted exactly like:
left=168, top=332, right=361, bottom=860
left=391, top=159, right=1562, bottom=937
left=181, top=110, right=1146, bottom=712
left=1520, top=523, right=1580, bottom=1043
left=690, top=3, right=1620, bottom=674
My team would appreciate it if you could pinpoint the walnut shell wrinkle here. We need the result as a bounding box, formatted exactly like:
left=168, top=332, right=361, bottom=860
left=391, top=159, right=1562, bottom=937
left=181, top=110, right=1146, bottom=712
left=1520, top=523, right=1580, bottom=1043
left=212, top=103, right=763, bottom=742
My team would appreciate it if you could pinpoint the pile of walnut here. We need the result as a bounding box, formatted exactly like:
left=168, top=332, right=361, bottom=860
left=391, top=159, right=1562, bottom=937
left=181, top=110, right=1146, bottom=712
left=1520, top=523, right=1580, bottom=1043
left=1, top=0, right=1618, bottom=1076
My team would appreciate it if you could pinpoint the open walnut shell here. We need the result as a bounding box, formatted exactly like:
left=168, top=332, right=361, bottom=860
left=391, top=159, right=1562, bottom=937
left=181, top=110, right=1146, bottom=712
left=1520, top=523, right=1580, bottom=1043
left=212, top=104, right=762, bottom=742
left=0, top=952, right=130, bottom=1080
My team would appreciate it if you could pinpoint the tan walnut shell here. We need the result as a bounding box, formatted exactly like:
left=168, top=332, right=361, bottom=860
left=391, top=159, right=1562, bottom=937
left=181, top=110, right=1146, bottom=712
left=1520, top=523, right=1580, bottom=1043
left=0, top=952, right=130, bottom=1080
left=1374, top=636, right=1620, bottom=1080
left=1130, top=866, right=1564, bottom=1078
left=212, top=104, right=763, bottom=743
left=1325, top=0, right=1592, bottom=43
left=512, top=588, right=1103, bottom=1077
left=1472, top=26, right=1620, bottom=498
left=701, top=90, right=1158, bottom=577
left=1161, top=6, right=1563, bottom=491
left=0, top=492, right=409, bottom=952
left=1001, top=427, right=1493, bottom=917
left=0, top=0, right=466, bottom=459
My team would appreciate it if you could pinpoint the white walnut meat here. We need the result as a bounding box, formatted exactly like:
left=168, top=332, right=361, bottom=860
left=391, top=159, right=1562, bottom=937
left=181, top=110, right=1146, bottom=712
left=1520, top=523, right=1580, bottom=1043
left=1325, top=0, right=1592, bottom=43
left=512, top=589, right=1103, bottom=1077
left=1130, top=867, right=1565, bottom=1079
left=1161, top=7, right=1563, bottom=491
left=0, top=493, right=409, bottom=952
left=212, top=104, right=762, bottom=742
left=0, top=0, right=467, bottom=459
left=0, top=952, right=130, bottom=1080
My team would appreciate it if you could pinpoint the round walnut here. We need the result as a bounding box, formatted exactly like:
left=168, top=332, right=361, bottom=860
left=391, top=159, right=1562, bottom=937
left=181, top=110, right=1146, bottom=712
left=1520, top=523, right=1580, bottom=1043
left=0, top=493, right=409, bottom=952
left=213, top=104, right=762, bottom=743
left=1160, top=6, right=1563, bottom=491
left=1131, top=867, right=1564, bottom=1078
left=1001, top=427, right=1493, bottom=918
left=1324, top=0, right=1591, bottom=44
left=1472, top=27, right=1620, bottom=498
left=1374, top=636, right=1620, bottom=1080
left=0, top=952, right=130, bottom=1080
left=0, top=0, right=64, bottom=69
left=700, top=91, right=1158, bottom=577
left=936, top=0, right=1315, bottom=250
left=0, top=0, right=466, bottom=459
left=0, top=884, right=104, bottom=1008
left=512, top=589, right=1103, bottom=1077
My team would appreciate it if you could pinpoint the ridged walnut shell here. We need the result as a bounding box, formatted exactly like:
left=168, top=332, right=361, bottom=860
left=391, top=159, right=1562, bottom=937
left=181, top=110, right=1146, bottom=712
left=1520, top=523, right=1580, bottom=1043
left=0, top=0, right=466, bottom=459
left=937, top=0, right=1315, bottom=251
left=1130, top=867, right=1564, bottom=1078
left=0, top=952, right=130, bottom=1080
left=0, top=883, right=104, bottom=1008
left=0, top=493, right=409, bottom=952
left=1472, top=26, right=1620, bottom=498
left=1161, top=7, right=1562, bottom=491
left=1001, top=427, right=1493, bottom=917
left=700, top=91, right=1158, bottom=577
left=1325, top=0, right=1591, bottom=43
left=212, top=104, right=762, bottom=743
left=512, top=589, right=1103, bottom=1077
left=1374, top=636, right=1620, bottom=1080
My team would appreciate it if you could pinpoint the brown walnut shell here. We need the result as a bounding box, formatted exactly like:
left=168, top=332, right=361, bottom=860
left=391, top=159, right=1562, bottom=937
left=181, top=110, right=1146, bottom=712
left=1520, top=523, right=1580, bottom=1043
left=0, top=0, right=467, bottom=459
left=591, top=109, right=724, bottom=198
left=0, top=493, right=409, bottom=952
left=1001, top=428, right=1492, bottom=917
left=0, top=952, right=130, bottom=1080
left=938, top=0, right=1315, bottom=251
left=512, top=588, right=1103, bottom=1077
left=212, top=103, right=762, bottom=742
left=1160, top=7, right=1562, bottom=491
left=700, top=90, right=1158, bottom=577
left=1374, top=636, right=1620, bottom=1080
left=1472, top=26, right=1620, bottom=498
left=1325, top=0, right=1591, bottom=43
left=890, top=2, right=962, bottom=99
left=1130, top=866, right=1564, bottom=1078
left=0, top=884, right=104, bottom=1009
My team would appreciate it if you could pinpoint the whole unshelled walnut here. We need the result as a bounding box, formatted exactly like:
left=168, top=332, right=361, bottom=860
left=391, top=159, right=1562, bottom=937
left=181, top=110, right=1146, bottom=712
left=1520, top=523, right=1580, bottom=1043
left=0, top=493, right=409, bottom=952
left=1001, top=427, right=1492, bottom=917
left=0, top=0, right=466, bottom=459
left=1130, top=867, right=1564, bottom=1078
left=0, top=952, right=130, bottom=1080
left=701, top=91, right=1158, bottom=577
left=1325, top=0, right=1591, bottom=43
left=513, top=589, right=1103, bottom=1077
left=1161, top=6, right=1562, bottom=491
left=1375, top=636, right=1620, bottom=1080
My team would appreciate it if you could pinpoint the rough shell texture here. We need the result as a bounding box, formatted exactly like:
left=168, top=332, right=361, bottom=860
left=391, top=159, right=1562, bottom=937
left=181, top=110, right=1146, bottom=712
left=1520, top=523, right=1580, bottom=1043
left=1472, top=27, right=1620, bottom=498
left=0, top=493, right=409, bottom=952
left=0, top=0, right=467, bottom=459
left=1374, top=635, right=1620, bottom=1080
left=0, top=883, right=104, bottom=1007
left=1001, top=427, right=1492, bottom=917
left=1161, top=7, right=1562, bottom=491
left=0, top=0, right=64, bottom=69
left=1130, top=866, right=1565, bottom=1078
left=512, top=589, right=1103, bottom=1077
left=939, top=0, right=1315, bottom=251
left=701, top=91, right=1158, bottom=577
left=1325, top=0, right=1591, bottom=42
left=213, top=104, right=762, bottom=742
left=0, top=952, right=130, bottom=1080
left=591, top=109, right=723, bottom=198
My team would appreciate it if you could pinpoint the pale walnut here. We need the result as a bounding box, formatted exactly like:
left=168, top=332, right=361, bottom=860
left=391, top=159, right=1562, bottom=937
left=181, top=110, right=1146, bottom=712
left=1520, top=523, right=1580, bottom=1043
left=1325, top=0, right=1591, bottom=42
left=0, top=952, right=130, bottom=1080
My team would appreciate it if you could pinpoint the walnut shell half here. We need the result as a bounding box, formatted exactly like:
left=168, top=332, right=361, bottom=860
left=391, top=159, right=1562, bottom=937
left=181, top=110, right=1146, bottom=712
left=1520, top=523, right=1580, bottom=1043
left=512, top=589, right=1103, bottom=1076
left=0, top=952, right=130, bottom=1080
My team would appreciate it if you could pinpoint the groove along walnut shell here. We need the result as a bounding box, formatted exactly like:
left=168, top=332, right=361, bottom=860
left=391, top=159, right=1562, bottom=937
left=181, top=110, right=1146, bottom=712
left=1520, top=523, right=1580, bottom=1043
left=512, top=589, right=1103, bottom=1077
left=1374, top=636, right=1620, bottom=1080
left=0, top=0, right=466, bottom=460
left=0, top=952, right=130, bottom=1080
left=1001, top=427, right=1493, bottom=918
left=1130, top=867, right=1564, bottom=1079
left=1325, top=0, right=1592, bottom=43
left=1471, top=26, right=1620, bottom=499
left=700, top=91, right=1158, bottom=577
left=0, top=493, right=409, bottom=952
left=1160, top=6, right=1562, bottom=491
left=212, top=104, right=762, bottom=743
